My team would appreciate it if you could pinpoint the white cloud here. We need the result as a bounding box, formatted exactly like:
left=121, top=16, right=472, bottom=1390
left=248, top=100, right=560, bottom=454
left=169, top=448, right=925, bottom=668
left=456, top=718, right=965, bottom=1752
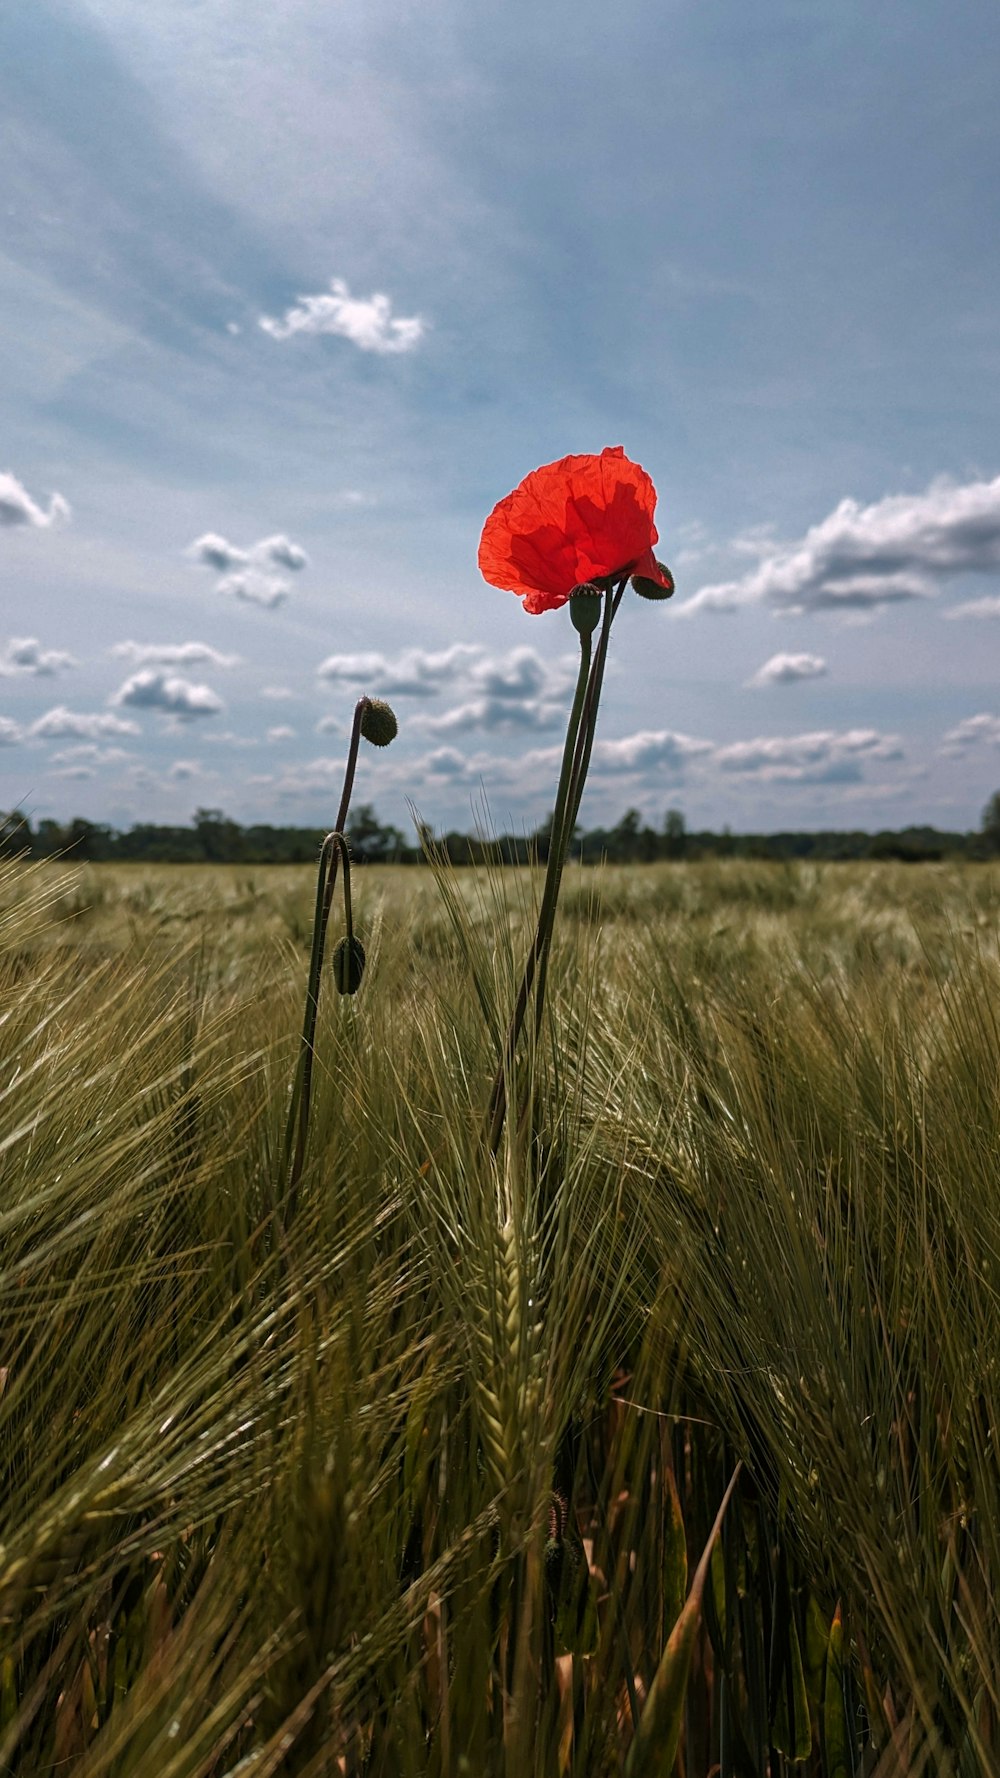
left=112, top=641, right=241, bottom=668
left=187, top=532, right=307, bottom=610
left=217, top=570, right=289, bottom=608
left=169, top=759, right=206, bottom=781
left=319, top=644, right=575, bottom=737
left=748, top=652, right=828, bottom=687
left=29, top=707, right=140, bottom=740
left=189, top=532, right=249, bottom=572
left=0, top=472, right=70, bottom=529
left=1, top=637, right=77, bottom=676
left=679, top=474, right=1000, bottom=617
left=261, top=684, right=295, bottom=701
left=260, top=278, right=426, bottom=354
left=712, top=728, right=902, bottom=783
left=317, top=644, right=480, bottom=698
left=258, top=533, right=308, bottom=571
left=944, top=596, right=1000, bottom=620
left=941, top=713, right=1000, bottom=752
left=331, top=489, right=376, bottom=510
left=111, top=670, right=225, bottom=721
left=315, top=715, right=342, bottom=735
left=0, top=717, right=23, bottom=746
left=50, top=744, right=131, bottom=768
left=591, top=731, right=715, bottom=774
left=266, top=725, right=296, bottom=742
left=421, top=696, right=564, bottom=736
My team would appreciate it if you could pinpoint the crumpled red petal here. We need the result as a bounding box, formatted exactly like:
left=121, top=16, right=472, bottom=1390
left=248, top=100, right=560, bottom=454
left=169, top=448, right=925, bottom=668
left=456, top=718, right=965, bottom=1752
left=478, top=446, right=667, bottom=613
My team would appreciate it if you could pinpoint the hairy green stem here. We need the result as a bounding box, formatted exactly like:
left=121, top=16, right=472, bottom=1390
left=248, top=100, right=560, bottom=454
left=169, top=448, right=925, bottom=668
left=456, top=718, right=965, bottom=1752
left=485, top=581, right=624, bottom=1153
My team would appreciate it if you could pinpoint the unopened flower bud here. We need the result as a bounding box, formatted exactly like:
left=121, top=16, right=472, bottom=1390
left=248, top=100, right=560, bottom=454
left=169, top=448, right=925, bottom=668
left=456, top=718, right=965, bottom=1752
left=632, top=561, right=675, bottom=601
left=332, top=935, right=366, bottom=995
left=360, top=698, right=398, bottom=747
left=569, top=585, right=603, bottom=635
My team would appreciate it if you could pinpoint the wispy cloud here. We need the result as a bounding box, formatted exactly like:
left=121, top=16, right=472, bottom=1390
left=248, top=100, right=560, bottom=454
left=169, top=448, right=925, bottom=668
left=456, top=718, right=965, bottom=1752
left=112, top=641, right=241, bottom=668
left=0, top=472, right=70, bottom=529
left=50, top=743, right=131, bottom=769
left=944, top=595, right=1000, bottom=620
left=260, top=278, right=426, bottom=354
left=748, top=652, right=828, bottom=687
left=111, top=670, right=224, bottom=721
left=29, top=707, right=139, bottom=740
left=1, top=636, right=77, bottom=676
left=941, top=713, right=1000, bottom=753
left=679, top=474, right=1000, bottom=617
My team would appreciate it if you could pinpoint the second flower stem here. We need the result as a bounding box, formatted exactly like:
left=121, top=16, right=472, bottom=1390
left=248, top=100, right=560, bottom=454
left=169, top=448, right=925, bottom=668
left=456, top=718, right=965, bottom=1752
left=485, top=580, right=623, bottom=1154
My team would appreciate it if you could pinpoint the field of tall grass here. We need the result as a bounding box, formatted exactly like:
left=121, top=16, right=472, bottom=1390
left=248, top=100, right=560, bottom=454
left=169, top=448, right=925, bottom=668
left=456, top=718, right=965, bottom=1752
left=2, top=854, right=1000, bottom=1776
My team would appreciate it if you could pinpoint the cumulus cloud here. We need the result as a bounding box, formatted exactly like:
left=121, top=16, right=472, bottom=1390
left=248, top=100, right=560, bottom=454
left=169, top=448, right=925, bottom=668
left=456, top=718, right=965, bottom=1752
left=29, top=707, right=139, bottom=739
left=748, top=652, right=829, bottom=688
left=317, top=644, right=481, bottom=698
left=941, top=713, right=1000, bottom=753
left=421, top=697, right=564, bottom=736
left=187, top=531, right=307, bottom=610
left=1, top=637, right=77, bottom=676
left=266, top=725, right=295, bottom=742
left=679, top=474, right=1000, bottom=617
left=217, top=571, right=289, bottom=608
left=317, top=646, right=575, bottom=738
left=260, top=278, right=426, bottom=354
left=169, top=760, right=205, bottom=780
left=111, top=670, right=224, bottom=721
left=112, top=641, right=240, bottom=668
left=712, top=728, right=902, bottom=783
left=590, top=731, right=715, bottom=774
left=189, top=532, right=249, bottom=573
left=0, top=472, right=70, bottom=529
left=0, top=717, right=22, bottom=746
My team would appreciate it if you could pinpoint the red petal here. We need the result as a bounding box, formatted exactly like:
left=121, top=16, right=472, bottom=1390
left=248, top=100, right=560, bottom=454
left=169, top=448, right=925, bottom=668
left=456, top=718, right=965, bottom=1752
left=479, top=446, right=662, bottom=611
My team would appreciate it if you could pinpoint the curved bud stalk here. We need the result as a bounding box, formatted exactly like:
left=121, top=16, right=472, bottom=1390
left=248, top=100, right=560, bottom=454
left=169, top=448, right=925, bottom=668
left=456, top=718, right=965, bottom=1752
left=283, top=694, right=396, bottom=1206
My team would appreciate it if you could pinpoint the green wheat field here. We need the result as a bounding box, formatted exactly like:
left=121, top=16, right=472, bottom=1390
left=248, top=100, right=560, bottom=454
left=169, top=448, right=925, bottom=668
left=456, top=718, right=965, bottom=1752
left=3, top=855, right=1000, bottom=1777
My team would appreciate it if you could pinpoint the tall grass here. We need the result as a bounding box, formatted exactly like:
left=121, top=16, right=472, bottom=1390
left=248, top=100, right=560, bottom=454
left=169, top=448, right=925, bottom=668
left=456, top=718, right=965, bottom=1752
left=1, top=855, right=999, bottom=1774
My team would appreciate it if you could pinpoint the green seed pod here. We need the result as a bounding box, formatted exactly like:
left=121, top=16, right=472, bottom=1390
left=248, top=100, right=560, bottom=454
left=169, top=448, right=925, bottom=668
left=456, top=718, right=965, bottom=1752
left=569, top=585, right=603, bottom=635
left=360, top=697, right=398, bottom=747
left=332, top=935, right=366, bottom=995
left=632, top=560, right=675, bottom=600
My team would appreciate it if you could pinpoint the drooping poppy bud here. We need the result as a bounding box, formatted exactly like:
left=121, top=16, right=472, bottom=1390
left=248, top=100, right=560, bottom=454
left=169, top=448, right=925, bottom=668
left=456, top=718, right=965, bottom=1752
left=332, top=935, right=366, bottom=995
left=360, top=697, right=398, bottom=747
left=632, top=560, right=675, bottom=601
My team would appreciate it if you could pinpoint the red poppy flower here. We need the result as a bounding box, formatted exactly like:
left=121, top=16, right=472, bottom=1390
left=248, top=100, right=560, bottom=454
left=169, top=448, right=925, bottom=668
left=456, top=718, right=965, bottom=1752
left=478, top=446, right=672, bottom=614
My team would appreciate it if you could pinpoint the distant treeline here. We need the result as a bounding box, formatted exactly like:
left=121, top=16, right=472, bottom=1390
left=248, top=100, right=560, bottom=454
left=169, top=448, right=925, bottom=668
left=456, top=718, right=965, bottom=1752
left=4, top=800, right=1000, bottom=865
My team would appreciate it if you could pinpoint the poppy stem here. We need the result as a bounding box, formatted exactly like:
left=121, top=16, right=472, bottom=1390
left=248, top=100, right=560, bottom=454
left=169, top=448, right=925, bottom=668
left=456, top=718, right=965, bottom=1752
left=284, top=697, right=369, bottom=1207
left=485, top=579, right=625, bottom=1154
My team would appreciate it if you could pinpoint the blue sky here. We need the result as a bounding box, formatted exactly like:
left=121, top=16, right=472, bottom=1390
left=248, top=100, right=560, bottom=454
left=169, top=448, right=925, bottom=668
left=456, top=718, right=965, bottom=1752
left=3, top=0, right=1000, bottom=837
